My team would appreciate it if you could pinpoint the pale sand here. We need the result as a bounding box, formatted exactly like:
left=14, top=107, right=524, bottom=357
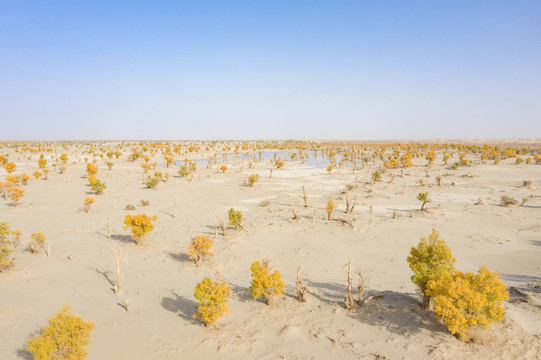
left=1, top=142, right=540, bottom=359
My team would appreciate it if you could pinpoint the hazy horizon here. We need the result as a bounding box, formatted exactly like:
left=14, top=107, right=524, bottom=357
left=1, top=1, right=540, bottom=140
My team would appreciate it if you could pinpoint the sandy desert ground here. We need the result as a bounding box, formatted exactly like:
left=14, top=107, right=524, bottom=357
left=1, top=140, right=540, bottom=360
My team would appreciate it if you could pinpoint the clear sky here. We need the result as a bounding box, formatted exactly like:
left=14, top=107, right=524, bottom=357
left=1, top=1, right=540, bottom=140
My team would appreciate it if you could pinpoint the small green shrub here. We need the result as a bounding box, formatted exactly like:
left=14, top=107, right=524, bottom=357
left=407, top=229, right=456, bottom=309
left=145, top=177, right=160, bottom=189
left=228, top=208, right=243, bottom=230
left=417, top=192, right=430, bottom=211
left=89, top=179, right=106, bottom=195
left=178, top=165, right=189, bottom=177
left=500, top=195, right=518, bottom=207
left=248, top=174, right=259, bottom=187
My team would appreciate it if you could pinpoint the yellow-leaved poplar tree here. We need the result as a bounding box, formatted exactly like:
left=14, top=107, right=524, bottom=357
left=425, top=266, right=508, bottom=340
left=26, top=304, right=95, bottom=360
left=123, top=214, right=157, bottom=245
left=193, top=277, right=230, bottom=325
left=249, top=260, right=285, bottom=306
left=0, top=222, right=15, bottom=271
left=407, top=229, right=456, bottom=309
left=8, top=186, right=25, bottom=206
left=187, top=235, right=214, bottom=265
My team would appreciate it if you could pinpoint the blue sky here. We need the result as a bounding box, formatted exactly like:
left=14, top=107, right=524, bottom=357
left=1, top=1, right=540, bottom=140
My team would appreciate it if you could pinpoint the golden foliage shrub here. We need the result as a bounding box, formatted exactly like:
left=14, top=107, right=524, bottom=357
left=87, top=174, right=97, bottom=185
left=145, top=177, right=160, bottom=189
left=6, top=175, right=20, bottom=185
left=123, top=214, right=157, bottom=245
left=407, top=229, right=456, bottom=309
left=426, top=267, right=508, bottom=339
left=89, top=178, right=106, bottom=195
left=193, top=277, right=230, bottom=325
left=21, top=172, right=30, bottom=185
left=326, top=199, right=336, bottom=220
left=187, top=235, right=214, bottom=264
left=425, top=150, right=436, bottom=165
left=26, top=304, right=95, bottom=360
left=401, top=153, right=413, bottom=167
left=4, top=162, right=16, bottom=173
left=249, top=260, right=285, bottom=306
left=0, top=222, right=14, bottom=271
left=248, top=174, right=259, bottom=187
left=86, top=163, right=97, bottom=176
left=8, top=186, right=25, bottom=206
left=31, top=232, right=47, bottom=245
left=83, top=197, right=95, bottom=213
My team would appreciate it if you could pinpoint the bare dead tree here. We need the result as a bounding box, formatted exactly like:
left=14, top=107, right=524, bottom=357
left=111, top=247, right=123, bottom=294
left=296, top=266, right=308, bottom=303
left=345, top=192, right=358, bottom=213
left=302, top=185, right=308, bottom=207
left=345, top=260, right=355, bottom=310
left=214, top=215, right=227, bottom=236
left=106, top=216, right=111, bottom=240
left=291, top=206, right=300, bottom=221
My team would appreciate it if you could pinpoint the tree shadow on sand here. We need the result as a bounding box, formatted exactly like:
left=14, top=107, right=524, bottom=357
left=16, top=348, right=33, bottom=360
left=227, top=283, right=254, bottom=302
left=307, top=280, right=447, bottom=337
left=527, top=240, right=541, bottom=247
left=500, top=272, right=541, bottom=285
left=306, top=280, right=347, bottom=306
left=161, top=291, right=200, bottom=325
left=347, top=290, right=447, bottom=336
left=111, top=234, right=135, bottom=244
left=501, top=272, right=541, bottom=296
left=165, top=251, right=191, bottom=263
left=94, top=268, right=116, bottom=292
